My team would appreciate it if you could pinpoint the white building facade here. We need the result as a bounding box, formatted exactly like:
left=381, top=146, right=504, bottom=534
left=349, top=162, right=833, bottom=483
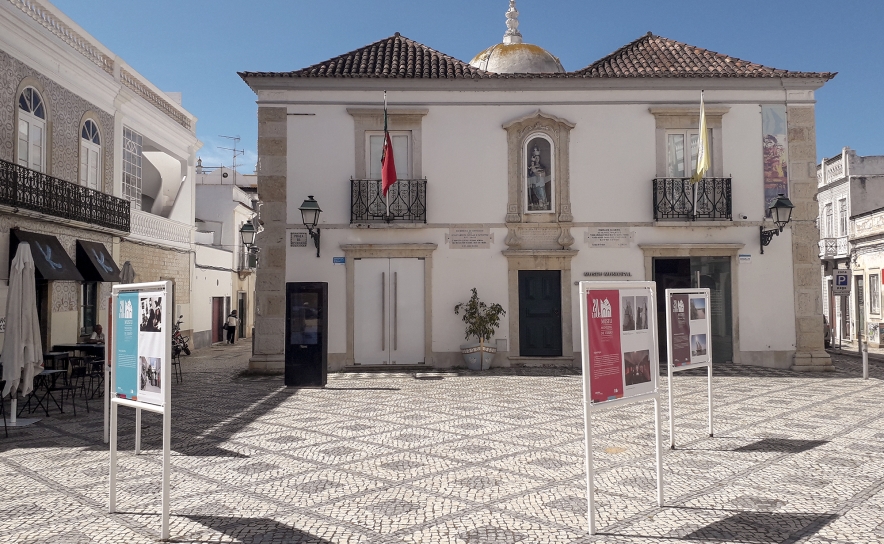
left=192, top=165, right=258, bottom=348
left=0, top=0, right=200, bottom=350
left=242, top=16, right=834, bottom=373
left=818, top=148, right=884, bottom=346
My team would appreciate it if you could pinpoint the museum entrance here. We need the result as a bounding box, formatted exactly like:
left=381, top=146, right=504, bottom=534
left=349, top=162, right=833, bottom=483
left=518, top=270, right=562, bottom=357
left=653, top=257, right=733, bottom=364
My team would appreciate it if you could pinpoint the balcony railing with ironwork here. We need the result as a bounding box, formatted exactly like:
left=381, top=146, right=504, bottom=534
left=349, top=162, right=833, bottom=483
left=819, top=236, right=849, bottom=259
left=653, top=177, right=732, bottom=221
left=0, top=158, right=130, bottom=232
left=351, top=179, right=427, bottom=223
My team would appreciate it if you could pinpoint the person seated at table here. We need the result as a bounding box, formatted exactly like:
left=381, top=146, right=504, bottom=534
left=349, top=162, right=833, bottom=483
left=88, top=324, right=105, bottom=343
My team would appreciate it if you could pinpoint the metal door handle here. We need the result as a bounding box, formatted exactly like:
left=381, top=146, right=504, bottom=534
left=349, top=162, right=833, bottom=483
left=381, top=271, right=385, bottom=351
left=393, top=271, right=398, bottom=351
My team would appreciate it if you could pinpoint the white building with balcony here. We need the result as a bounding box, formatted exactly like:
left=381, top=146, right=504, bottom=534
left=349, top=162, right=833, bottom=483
left=818, top=148, right=884, bottom=346
left=241, top=6, right=834, bottom=373
left=0, top=0, right=200, bottom=351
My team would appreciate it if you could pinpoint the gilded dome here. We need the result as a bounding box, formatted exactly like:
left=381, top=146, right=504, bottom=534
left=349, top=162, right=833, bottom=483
left=469, top=0, right=564, bottom=74
left=469, top=43, right=564, bottom=74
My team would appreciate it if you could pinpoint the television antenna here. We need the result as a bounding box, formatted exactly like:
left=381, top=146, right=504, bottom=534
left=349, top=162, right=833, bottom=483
left=218, top=135, right=243, bottom=185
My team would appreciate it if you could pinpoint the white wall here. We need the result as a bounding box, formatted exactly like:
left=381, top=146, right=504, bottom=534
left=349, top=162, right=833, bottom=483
left=275, top=86, right=811, bottom=364
left=192, top=245, right=233, bottom=344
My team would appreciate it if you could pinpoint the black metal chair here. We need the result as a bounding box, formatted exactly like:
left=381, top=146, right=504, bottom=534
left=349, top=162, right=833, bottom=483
left=49, top=358, right=87, bottom=416
left=0, top=379, right=7, bottom=438
left=86, top=357, right=105, bottom=399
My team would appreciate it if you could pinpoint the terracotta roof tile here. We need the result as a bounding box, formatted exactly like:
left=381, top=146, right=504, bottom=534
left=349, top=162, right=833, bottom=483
left=239, top=33, right=485, bottom=79
left=239, top=32, right=835, bottom=81
left=572, top=32, right=835, bottom=79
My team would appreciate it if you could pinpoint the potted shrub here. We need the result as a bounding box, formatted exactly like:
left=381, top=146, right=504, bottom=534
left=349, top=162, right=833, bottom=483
left=454, top=288, right=506, bottom=370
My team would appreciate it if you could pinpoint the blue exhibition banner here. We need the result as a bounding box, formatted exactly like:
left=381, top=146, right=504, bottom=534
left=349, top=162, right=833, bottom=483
left=115, top=291, right=139, bottom=399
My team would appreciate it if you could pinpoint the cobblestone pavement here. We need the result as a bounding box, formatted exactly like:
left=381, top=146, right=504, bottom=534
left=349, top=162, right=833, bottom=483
left=1, top=343, right=883, bottom=543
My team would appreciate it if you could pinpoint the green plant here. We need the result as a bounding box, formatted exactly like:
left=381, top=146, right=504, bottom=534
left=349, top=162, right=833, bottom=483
left=454, top=288, right=506, bottom=348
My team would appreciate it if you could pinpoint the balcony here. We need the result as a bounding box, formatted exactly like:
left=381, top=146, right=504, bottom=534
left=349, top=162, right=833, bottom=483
left=351, top=179, right=427, bottom=223
left=129, top=208, right=191, bottom=250
left=653, top=177, right=732, bottom=221
left=0, top=158, right=130, bottom=232
left=819, top=236, right=849, bottom=259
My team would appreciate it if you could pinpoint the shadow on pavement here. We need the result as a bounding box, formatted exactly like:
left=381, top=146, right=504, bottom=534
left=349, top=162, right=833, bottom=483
left=178, top=516, right=335, bottom=544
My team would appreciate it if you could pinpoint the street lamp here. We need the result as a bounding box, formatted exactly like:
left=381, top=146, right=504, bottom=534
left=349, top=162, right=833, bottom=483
left=299, top=195, right=322, bottom=257
left=760, top=193, right=795, bottom=254
left=239, top=218, right=257, bottom=248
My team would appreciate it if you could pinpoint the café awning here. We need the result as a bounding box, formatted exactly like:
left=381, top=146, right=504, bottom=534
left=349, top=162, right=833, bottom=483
left=10, top=229, right=83, bottom=282
left=76, top=240, right=121, bottom=282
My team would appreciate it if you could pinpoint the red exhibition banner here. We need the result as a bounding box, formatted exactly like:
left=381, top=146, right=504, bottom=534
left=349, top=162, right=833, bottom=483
left=669, top=293, right=691, bottom=366
left=587, top=290, right=623, bottom=403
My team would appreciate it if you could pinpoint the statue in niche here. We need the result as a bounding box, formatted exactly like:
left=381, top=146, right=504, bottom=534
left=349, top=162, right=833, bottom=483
left=526, top=136, right=552, bottom=212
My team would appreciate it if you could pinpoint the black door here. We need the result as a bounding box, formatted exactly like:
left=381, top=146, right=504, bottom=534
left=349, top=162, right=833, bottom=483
left=285, top=282, right=328, bottom=387
left=519, top=270, right=562, bottom=357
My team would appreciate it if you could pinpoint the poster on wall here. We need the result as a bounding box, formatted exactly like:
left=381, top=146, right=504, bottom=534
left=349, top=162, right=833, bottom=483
left=762, top=105, right=789, bottom=216
left=666, top=290, right=711, bottom=367
left=584, top=285, right=658, bottom=404
left=113, top=287, right=167, bottom=406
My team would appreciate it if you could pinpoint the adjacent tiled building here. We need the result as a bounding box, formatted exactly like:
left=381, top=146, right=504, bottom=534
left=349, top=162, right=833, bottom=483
left=0, top=0, right=200, bottom=351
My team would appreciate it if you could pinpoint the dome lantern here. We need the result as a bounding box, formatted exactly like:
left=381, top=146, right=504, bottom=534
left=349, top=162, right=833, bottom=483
left=469, top=0, right=565, bottom=74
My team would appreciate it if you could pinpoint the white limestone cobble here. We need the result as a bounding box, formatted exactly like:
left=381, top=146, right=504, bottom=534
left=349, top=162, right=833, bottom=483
left=1, top=343, right=883, bottom=542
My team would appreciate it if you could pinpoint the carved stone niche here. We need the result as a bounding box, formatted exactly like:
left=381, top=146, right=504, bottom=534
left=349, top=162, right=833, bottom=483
left=502, top=110, right=575, bottom=249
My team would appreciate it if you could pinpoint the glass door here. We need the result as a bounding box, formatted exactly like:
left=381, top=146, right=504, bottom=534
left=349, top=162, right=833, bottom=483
left=691, top=257, right=733, bottom=363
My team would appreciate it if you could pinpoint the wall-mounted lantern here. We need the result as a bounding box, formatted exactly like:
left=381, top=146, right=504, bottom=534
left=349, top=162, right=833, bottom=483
left=299, top=195, right=322, bottom=257
left=760, top=193, right=795, bottom=254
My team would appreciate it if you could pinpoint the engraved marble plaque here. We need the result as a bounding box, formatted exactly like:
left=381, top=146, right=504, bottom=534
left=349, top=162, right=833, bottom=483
left=585, top=227, right=633, bottom=248
left=447, top=228, right=492, bottom=249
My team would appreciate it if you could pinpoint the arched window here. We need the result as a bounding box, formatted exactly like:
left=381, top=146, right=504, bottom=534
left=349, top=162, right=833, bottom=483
left=80, top=119, right=101, bottom=190
left=17, top=86, right=46, bottom=172
left=523, top=133, right=554, bottom=213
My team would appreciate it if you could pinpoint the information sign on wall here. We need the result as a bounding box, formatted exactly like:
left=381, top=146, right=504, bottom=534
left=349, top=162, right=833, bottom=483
left=290, top=232, right=307, bottom=248
left=583, top=284, right=658, bottom=404
left=447, top=227, right=492, bottom=249
left=585, top=227, right=633, bottom=248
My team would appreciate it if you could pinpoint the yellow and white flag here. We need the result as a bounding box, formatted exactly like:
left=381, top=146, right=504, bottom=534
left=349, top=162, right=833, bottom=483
left=692, top=91, right=710, bottom=183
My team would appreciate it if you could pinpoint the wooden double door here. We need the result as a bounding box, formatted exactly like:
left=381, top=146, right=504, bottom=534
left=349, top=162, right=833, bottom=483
left=519, top=270, right=563, bottom=357
left=354, top=258, right=425, bottom=365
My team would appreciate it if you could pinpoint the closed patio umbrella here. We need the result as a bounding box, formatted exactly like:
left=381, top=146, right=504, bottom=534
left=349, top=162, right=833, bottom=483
left=1, top=242, right=43, bottom=400
left=120, top=261, right=135, bottom=284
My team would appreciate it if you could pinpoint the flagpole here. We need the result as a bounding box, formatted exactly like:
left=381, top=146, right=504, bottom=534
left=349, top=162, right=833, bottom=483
left=384, top=90, right=390, bottom=219
left=692, top=90, right=703, bottom=218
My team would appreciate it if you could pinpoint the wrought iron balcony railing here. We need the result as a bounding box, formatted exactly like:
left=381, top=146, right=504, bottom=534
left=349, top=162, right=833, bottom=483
left=819, top=236, right=849, bottom=259
left=0, top=158, right=130, bottom=232
left=351, top=179, right=427, bottom=223
left=653, top=177, right=732, bottom=221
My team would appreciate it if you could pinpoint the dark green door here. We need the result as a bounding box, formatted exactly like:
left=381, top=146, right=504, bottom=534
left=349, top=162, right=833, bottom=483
left=519, top=270, right=562, bottom=357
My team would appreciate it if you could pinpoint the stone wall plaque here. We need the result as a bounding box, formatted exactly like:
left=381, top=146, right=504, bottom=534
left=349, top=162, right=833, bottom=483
left=447, top=228, right=492, bottom=249
left=585, top=227, right=633, bottom=248
left=516, top=226, right=561, bottom=249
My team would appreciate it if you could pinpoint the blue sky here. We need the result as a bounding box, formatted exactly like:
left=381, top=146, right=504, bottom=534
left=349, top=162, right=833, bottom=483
left=52, top=0, right=883, bottom=171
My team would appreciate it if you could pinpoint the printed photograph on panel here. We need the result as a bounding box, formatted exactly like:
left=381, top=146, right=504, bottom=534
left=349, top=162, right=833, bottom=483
left=140, top=296, right=164, bottom=332
left=526, top=136, right=552, bottom=212
left=690, top=297, right=706, bottom=320
left=139, top=356, right=162, bottom=394
left=691, top=334, right=708, bottom=357
left=624, top=350, right=651, bottom=386
left=622, top=296, right=636, bottom=332
left=635, top=296, right=649, bottom=331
